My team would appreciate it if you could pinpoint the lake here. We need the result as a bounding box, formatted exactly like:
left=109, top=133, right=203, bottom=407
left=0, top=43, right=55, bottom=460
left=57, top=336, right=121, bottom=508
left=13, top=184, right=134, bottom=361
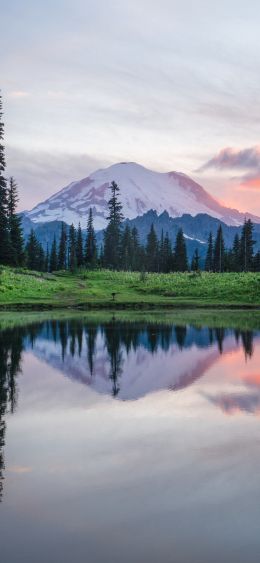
left=1, top=312, right=260, bottom=563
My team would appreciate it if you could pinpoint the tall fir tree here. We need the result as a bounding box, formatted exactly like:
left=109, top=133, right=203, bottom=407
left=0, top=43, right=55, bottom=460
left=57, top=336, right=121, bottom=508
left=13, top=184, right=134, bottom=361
left=191, top=248, right=200, bottom=271
left=7, top=177, right=24, bottom=266
left=161, top=232, right=173, bottom=273
left=120, top=224, right=133, bottom=270
left=38, top=243, right=45, bottom=272
left=76, top=223, right=84, bottom=267
left=131, top=226, right=142, bottom=271
left=26, top=229, right=39, bottom=270
left=253, top=250, right=260, bottom=272
left=213, top=225, right=225, bottom=272
left=240, top=219, right=255, bottom=271
left=205, top=232, right=213, bottom=271
left=85, top=208, right=97, bottom=267
left=231, top=233, right=241, bottom=272
left=103, top=182, right=124, bottom=269
left=146, top=223, right=159, bottom=271
left=26, top=230, right=45, bottom=271
left=159, top=229, right=165, bottom=272
left=68, top=224, right=77, bottom=272
left=45, top=244, right=49, bottom=272
left=174, top=228, right=188, bottom=272
left=58, top=222, right=67, bottom=270
left=0, top=93, right=10, bottom=264
left=49, top=236, right=58, bottom=272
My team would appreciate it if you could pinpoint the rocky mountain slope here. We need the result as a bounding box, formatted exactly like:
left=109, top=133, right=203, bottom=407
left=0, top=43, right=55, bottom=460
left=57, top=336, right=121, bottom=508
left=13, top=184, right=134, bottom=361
left=24, top=162, right=260, bottom=229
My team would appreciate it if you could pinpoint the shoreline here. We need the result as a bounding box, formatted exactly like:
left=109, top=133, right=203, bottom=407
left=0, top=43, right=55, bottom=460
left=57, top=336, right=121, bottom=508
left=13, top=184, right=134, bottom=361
left=0, top=301, right=260, bottom=311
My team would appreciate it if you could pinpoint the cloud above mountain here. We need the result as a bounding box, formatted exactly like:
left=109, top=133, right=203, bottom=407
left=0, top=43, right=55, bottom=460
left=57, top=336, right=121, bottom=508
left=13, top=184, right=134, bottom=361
left=198, top=146, right=260, bottom=172
left=198, top=146, right=260, bottom=190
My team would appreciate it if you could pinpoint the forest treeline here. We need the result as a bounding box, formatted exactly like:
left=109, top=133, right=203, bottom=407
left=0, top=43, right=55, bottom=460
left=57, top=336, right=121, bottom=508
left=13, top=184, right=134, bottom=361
left=1, top=94, right=260, bottom=273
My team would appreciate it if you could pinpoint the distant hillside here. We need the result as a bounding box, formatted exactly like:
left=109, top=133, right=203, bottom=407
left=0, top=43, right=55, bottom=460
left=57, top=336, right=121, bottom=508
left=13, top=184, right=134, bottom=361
left=21, top=211, right=260, bottom=264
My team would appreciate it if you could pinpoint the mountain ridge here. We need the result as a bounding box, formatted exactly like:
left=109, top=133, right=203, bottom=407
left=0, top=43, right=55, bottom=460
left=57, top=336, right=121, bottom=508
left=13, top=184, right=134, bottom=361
left=24, top=161, right=260, bottom=228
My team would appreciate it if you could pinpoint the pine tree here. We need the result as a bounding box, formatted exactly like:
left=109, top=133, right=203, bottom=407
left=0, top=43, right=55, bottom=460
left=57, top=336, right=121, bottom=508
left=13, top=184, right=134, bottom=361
left=58, top=222, right=67, bottom=270
left=191, top=248, right=200, bottom=271
left=146, top=223, right=159, bottom=271
left=85, top=208, right=97, bottom=267
left=68, top=224, right=77, bottom=272
left=213, top=225, right=225, bottom=272
left=253, top=250, right=260, bottom=272
left=49, top=236, right=58, bottom=272
left=45, top=244, right=49, bottom=272
left=76, top=223, right=84, bottom=267
left=231, top=233, right=241, bottom=272
left=174, top=228, right=188, bottom=272
left=7, top=177, right=24, bottom=266
left=26, top=230, right=45, bottom=271
left=0, top=93, right=10, bottom=264
left=240, top=219, right=255, bottom=272
left=26, top=230, right=39, bottom=270
left=131, top=226, right=141, bottom=271
left=159, top=230, right=165, bottom=272
left=120, top=224, right=133, bottom=270
left=103, top=182, right=124, bottom=269
left=37, top=243, right=45, bottom=272
left=99, top=244, right=104, bottom=267
left=161, top=232, right=173, bottom=273
left=205, top=232, right=213, bottom=271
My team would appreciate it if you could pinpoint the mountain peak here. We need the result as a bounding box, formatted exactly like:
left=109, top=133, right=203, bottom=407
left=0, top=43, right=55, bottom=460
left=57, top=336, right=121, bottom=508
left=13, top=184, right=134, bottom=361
left=26, top=161, right=260, bottom=229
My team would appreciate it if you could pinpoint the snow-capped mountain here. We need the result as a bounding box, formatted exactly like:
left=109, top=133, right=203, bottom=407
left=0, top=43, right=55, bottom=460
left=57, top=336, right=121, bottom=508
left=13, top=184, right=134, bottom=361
left=25, top=162, right=260, bottom=228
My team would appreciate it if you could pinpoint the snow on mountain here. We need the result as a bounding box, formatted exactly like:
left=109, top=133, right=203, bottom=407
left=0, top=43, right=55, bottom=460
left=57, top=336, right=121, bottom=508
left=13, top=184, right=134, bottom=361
left=25, top=162, right=260, bottom=228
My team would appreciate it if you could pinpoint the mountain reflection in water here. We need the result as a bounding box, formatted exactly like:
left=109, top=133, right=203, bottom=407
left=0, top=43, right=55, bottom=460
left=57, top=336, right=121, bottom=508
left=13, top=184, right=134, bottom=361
left=0, top=317, right=260, bottom=505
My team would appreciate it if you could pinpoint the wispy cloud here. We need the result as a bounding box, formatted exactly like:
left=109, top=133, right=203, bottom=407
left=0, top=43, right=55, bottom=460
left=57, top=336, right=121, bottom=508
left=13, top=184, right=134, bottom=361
left=198, top=146, right=260, bottom=172
left=197, top=146, right=260, bottom=190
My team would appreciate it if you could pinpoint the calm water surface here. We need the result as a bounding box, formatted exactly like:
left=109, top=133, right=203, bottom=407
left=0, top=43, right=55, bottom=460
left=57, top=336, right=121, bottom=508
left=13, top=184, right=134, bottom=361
left=1, top=314, right=260, bottom=563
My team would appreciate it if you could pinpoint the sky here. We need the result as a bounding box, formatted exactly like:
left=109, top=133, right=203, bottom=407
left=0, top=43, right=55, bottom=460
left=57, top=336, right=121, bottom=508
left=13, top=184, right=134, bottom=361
left=2, top=0, right=260, bottom=214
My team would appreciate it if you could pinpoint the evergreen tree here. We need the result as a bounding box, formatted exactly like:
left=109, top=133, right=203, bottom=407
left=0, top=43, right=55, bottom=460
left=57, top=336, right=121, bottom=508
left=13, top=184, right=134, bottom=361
left=205, top=232, right=213, bottom=271
left=159, top=230, right=165, bottom=272
left=49, top=236, right=58, bottom=272
left=213, top=225, right=225, bottom=272
left=0, top=94, right=10, bottom=264
left=240, top=219, right=255, bottom=271
left=68, top=224, right=77, bottom=272
left=253, top=250, right=260, bottom=272
left=7, top=177, right=24, bottom=266
left=161, top=232, right=173, bottom=273
left=26, top=230, right=45, bottom=271
left=131, top=226, right=142, bottom=271
left=58, top=222, right=67, bottom=270
left=37, top=243, right=45, bottom=272
left=45, top=244, right=49, bottom=272
left=85, top=208, right=97, bottom=267
left=120, top=224, right=133, bottom=270
left=99, top=244, right=104, bottom=267
left=26, top=230, right=39, bottom=270
left=191, top=248, right=200, bottom=271
left=103, top=182, right=124, bottom=269
left=174, top=228, right=188, bottom=272
left=231, top=233, right=241, bottom=272
left=146, top=223, right=159, bottom=271
left=76, top=223, right=84, bottom=267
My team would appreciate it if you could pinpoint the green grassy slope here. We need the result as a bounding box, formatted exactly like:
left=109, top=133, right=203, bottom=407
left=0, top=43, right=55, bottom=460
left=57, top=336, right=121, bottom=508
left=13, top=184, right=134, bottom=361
left=0, top=267, right=259, bottom=309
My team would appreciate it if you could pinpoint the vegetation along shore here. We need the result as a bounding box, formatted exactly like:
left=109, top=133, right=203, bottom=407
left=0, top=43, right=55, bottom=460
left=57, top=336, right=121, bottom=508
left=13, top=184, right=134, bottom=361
left=0, top=268, right=259, bottom=310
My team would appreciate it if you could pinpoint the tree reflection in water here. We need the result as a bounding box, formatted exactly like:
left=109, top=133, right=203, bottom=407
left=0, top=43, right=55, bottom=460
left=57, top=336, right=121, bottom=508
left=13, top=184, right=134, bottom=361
left=0, top=317, right=258, bottom=500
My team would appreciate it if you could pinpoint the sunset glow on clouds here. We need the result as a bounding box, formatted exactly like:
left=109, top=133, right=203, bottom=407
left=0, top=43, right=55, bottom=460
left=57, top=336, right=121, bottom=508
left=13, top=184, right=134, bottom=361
left=1, top=0, right=260, bottom=213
